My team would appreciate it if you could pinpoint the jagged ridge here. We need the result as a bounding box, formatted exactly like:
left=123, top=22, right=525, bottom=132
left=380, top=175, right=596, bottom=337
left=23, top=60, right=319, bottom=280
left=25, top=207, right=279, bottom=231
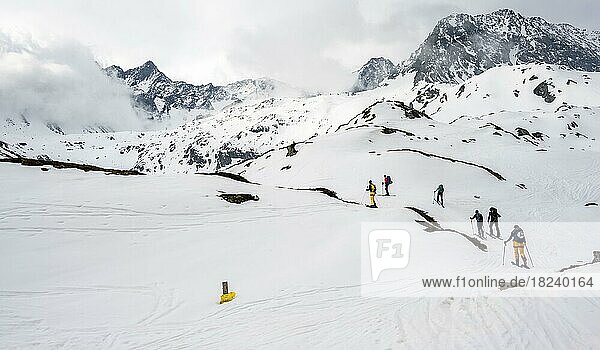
left=401, top=9, right=600, bottom=84
left=105, top=61, right=303, bottom=118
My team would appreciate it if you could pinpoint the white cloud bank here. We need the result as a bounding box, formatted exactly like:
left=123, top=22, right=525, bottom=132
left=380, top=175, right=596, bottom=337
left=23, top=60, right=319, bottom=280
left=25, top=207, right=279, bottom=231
left=0, top=30, right=142, bottom=133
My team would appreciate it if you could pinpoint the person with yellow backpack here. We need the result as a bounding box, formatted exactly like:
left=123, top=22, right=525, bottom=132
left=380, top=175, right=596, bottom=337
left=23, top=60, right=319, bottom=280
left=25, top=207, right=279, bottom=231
left=366, top=180, right=377, bottom=208
left=504, top=225, right=528, bottom=268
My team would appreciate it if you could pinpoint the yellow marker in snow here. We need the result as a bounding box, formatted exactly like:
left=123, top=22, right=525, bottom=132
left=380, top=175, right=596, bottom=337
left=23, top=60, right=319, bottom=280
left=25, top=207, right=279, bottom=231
left=220, top=292, right=236, bottom=304
left=219, top=281, right=236, bottom=304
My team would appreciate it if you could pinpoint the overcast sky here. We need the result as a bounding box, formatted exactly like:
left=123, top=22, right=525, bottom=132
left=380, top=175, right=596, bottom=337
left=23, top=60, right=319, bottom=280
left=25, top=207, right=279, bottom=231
left=0, top=0, right=598, bottom=91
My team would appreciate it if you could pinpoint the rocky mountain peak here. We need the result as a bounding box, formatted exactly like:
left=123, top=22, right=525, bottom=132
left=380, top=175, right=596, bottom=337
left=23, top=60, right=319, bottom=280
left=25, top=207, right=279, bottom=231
left=124, top=60, right=168, bottom=88
left=103, top=61, right=302, bottom=119
left=141, top=60, right=157, bottom=70
left=352, top=57, right=399, bottom=92
left=399, top=9, right=600, bottom=84
left=104, top=65, right=125, bottom=79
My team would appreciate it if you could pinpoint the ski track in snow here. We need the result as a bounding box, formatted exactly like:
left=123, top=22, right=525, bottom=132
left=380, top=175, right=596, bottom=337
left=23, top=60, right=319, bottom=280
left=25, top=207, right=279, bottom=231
left=4, top=284, right=599, bottom=349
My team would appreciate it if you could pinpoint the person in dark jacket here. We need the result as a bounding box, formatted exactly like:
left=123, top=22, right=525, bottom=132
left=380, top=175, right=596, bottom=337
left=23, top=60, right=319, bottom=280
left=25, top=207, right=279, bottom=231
left=488, top=207, right=502, bottom=238
left=382, top=175, right=392, bottom=196
left=505, top=225, right=527, bottom=267
left=470, top=210, right=485, bottom=238
left=434, top=184, right=444, bottom=207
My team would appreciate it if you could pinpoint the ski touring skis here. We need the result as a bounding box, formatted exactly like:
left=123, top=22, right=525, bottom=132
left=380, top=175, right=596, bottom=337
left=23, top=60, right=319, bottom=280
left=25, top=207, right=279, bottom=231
left=511, top=262, right=530, bottom=269
left=486, top=231, right=501, bottom=240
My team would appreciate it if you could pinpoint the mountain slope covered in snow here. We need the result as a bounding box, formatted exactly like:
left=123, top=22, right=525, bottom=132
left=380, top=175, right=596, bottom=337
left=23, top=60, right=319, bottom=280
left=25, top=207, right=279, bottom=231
left=3, top=64, right=599, bottom=175
left=231, top=66, right=600, bottom=222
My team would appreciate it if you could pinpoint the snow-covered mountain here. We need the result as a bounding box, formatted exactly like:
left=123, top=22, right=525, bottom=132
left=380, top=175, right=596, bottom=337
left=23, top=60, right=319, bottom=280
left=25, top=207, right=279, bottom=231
left=105, top=61, right=306, bottom=119
left=401, top=9, right=600, bottom=84
left=3, top=9, right=600, bottom=175
left=4, top=9, right=600, bottom=176
left=353, top=9, right=600, bottom=92
left=4, top=64, right=598, bottom=176
left=129, top=88, right=402, bottom=173
left=352, top=57, right=399, bottom=92
left=127, top=64, right=600, bottom=174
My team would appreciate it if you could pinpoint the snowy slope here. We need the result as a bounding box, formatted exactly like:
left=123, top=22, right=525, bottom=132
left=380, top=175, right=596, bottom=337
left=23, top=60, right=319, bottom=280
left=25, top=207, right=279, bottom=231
left=116, top=76, right=416, bottom=173
left=2, top=148, right=599, bottom=348
left=413, top=64, right=600, bottom=122
left=0, top=117, right=144, bottom=170
left=230, top=92, right=599, bottom=222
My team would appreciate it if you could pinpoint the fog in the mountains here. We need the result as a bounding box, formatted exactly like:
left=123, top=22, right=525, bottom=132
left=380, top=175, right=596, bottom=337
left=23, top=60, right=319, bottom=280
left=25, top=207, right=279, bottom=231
left=0, top=31, right=142, bottom=133
left=0, top=1, right=597, bottom=92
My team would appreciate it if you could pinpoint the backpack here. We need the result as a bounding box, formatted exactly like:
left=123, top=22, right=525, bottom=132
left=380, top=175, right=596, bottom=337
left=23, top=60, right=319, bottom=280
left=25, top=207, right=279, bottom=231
left=489, top=207, right=500, bottom=221
left=387, top=176, right=393, bottom=184
left=369, top=183, right=376, bottom=193
left=514, top=229, right=526, bottom=243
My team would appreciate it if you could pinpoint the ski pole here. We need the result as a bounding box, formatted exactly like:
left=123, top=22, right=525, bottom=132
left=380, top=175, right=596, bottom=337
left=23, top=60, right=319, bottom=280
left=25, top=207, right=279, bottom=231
left=360, top=191, right=366, bottom=204
left=432, top=191, right=436, bottom=204
left=525, top=244, right=534, bottom=267
left=502, top=244, right=506, bottom=266
left=470, top=219, right=474, bottom=235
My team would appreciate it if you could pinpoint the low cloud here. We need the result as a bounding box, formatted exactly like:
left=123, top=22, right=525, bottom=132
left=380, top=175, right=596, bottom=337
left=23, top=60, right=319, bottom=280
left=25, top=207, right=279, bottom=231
left=0, top=30, right=142, bottom=133
left=1, top=1, right=599, bottom=93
